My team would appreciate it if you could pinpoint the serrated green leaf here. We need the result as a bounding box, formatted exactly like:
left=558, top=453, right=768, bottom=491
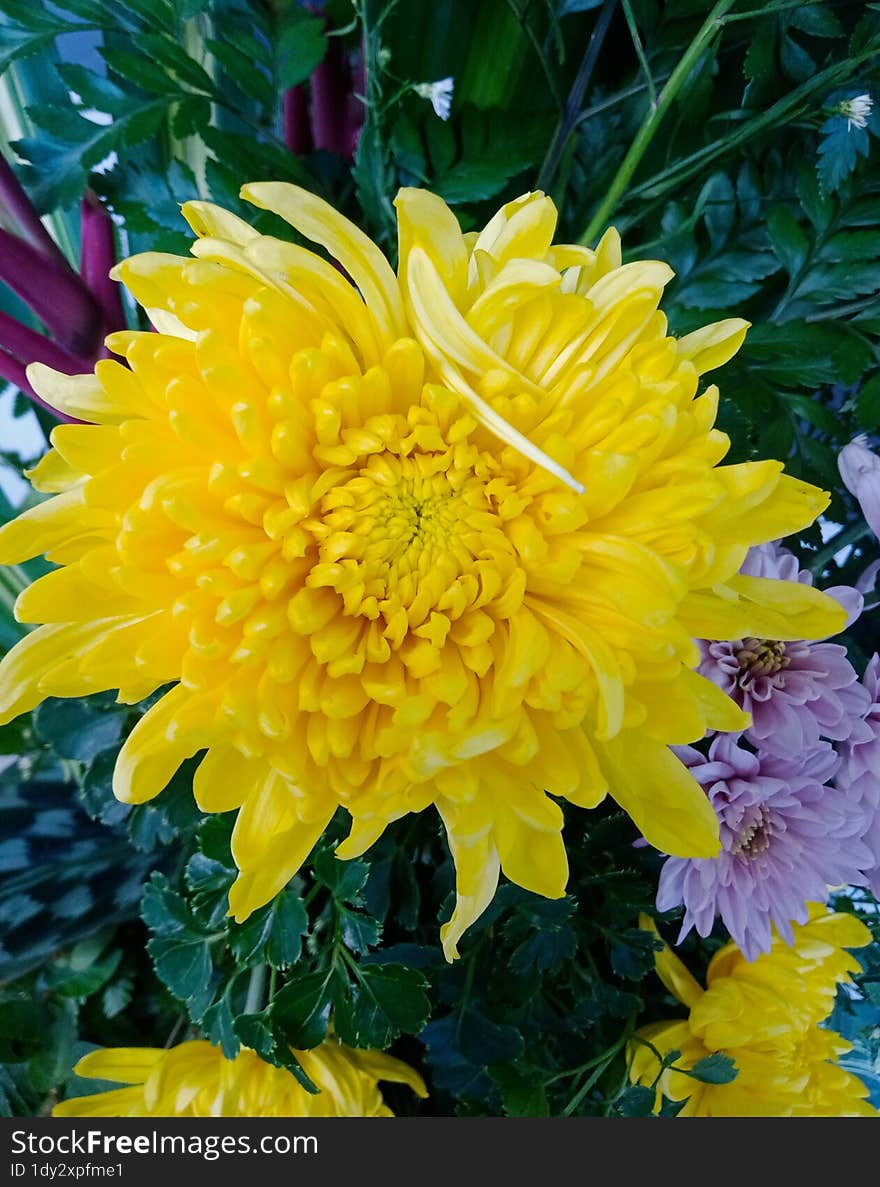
left=615, top=1084, right=656, bottom=1116
left=339, top=906, right=381, bottom=954
left=314, top=848, right=369, bottom=901
left=229, top=889, right=308, bottom=969
left=142, top=873, right=195, bottom=936
left=137, top=33, right=215, bottom=92
left=333, top=963, right=430, bottom=1049
left=818, top=118, right=870, bottom=194
left=206, top=39, right=274, bottom=108
left=147, top=934, right=214, bottom=1019
left=233, top=1012, right=318, bottom=1093
left=202, top=985, right=239, bottom=1059
left=272, top=969, right=335, bottom=1049
left=101, top=47, right=180, bottom=96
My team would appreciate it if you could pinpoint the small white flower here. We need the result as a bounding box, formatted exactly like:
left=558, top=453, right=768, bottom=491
left=414, top=78, right=454, bottom=121
left=840, top=93, right=873, bottom=131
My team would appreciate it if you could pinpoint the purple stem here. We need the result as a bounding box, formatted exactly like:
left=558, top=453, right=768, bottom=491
left=283, top=86, right=313, bottom=155
left=310, top=33, right=351, bottom=157
left=0, top=153, right=71, bottom=271
left=345, top=43, right=366, bottom=160
left=80, top=190, right=126, bottom=341
left=0, top=308, right=84, bottom=423
left=0, top=226, right=102, bottom=359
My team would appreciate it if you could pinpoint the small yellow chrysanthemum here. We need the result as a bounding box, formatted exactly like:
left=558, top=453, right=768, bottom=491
left=53, top=1037, right=426, bottom=1117
left=0, top=184, right=844, bottom=958
left=630, top=907, right=876, bottom=1117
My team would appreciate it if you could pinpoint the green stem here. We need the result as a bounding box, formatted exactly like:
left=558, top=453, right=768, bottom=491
left=578, top=0, right=737, bottom=245
left=535, top=0, right=618, bottom=194
left=620, top=0, right=655, bottom=109
left=623, top=40, right=880, bottom=209
left=562, top=1022, right=634, bottom=1116
left=809, top=521, right=875, bottom=576
left=244, top=963, right=267, bottom=1014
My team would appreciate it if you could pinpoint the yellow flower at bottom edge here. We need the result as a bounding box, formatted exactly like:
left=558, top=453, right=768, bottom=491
left=630, top=906, right=877, bottom=1116
left=0, top=183, right=845, bottom=959
left=52, top=1037, right=427, bottom=1117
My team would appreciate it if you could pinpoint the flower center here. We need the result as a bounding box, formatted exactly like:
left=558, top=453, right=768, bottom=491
left=301, top=407, right=523, bottom=630
left=735, top=638, right=789, bottom=681
left=730, top=804, right=774, bottom=858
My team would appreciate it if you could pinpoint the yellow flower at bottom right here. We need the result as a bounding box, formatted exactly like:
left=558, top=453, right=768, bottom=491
left=630, top=906, right=877, bottom=1117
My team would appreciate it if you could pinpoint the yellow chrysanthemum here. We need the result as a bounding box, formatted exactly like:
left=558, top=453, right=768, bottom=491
left=52, top=1037, right=426, bottom=1117
left=0, top=184, right=844, bottom=959
left=630, top=907, right=876, bottom=1117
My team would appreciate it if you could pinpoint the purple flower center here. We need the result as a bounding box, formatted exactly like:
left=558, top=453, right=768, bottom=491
left=735, top=638, right=790, bottom=682
left=729, top=803, right=774, bottom=858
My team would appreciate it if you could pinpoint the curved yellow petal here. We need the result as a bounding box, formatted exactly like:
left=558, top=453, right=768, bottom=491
left=436, top=797, right=501, bottom=962
left=596, top=730, right=720, bottom=858
left=676, top=318, right=749, bottom=374
left=639, top=915, right=705, bottom=1007
left=242, top=181, right=406, bottom=342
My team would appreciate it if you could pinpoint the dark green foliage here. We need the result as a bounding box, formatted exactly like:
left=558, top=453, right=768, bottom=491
left=1, top=0, right=879, bottom=1120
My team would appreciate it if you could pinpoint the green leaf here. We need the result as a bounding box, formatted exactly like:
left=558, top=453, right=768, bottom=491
left=229, top=889, right=309, bottom=969
left=818, top=117, right=870, bottom=194
left=490, top=1064, right=550, bottom=1117
left=790, top=6, right=844, bottom=38
left=202, top=985, right=239, bottom=1059
left=457, top=1007, right=524, bottom=1066
left=314, top=848, right=369, bottom=902
left=206, top=39, right=274, bottom=108
left=101, top=977, right=132, bottom=1020
left=338, top=906, right=381, bottom=954
left=615, top=1084, right=656, bottom=1116
left=0, top=28, right=56, bottom=74
left=0, top=993, right=43, bottom=1062
left=333, top=963, right=430, bottom=1049
left=101, top=47, right=181, bottom=96
left=147, top=935, right=214, bottom=1019
left=686, top=1052, right=738, bottom=1084
left=142, top=873, right=195, bottom=936
left=33, top=696, right=126, bottom=763
left=272, top=969, right=335, bottom=1049
left=137, top=33, right=215, bottom=93
left=767, top=205, right=810, bottom=276
left=856, top=374, right=880, bottom=431
left=233, top=1012, right=318, bottom=1093
left=277, top=15, right=328, bottom=90
left=45, top=946, right=122, bottom=1000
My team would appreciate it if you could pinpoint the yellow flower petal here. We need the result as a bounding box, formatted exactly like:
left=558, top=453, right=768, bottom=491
left=596, top=730, right=721, bottom=857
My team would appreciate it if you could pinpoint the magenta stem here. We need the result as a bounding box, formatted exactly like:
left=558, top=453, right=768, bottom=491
left=80, top=190, right=126, bottom=339
left=0, top=154, right=72, bottom=271
left=283, top=85, right=313, bottom=155
left=0, top=226, right=102, bottom=359
left=310, top=34, right=351, bottom=157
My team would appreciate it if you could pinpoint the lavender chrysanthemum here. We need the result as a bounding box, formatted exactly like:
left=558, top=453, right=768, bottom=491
left=657, top=734, right=871, bottom=961
left=698, top=542, right=870, bottom=756
left=836, top=654, right=880, bottom=897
